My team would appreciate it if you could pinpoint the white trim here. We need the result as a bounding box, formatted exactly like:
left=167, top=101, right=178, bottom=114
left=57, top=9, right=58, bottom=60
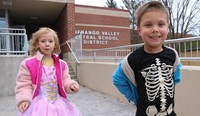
left=75, top=6, right=129, bottom=18
left=76, top=23, right=130, bottom=29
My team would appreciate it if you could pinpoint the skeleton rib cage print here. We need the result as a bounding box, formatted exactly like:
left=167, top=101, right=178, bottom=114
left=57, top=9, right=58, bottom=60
left=141, top=58, right=174, bottom=115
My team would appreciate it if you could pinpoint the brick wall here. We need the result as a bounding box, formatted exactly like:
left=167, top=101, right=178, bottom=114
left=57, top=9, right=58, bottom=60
left=56, top=3, right=130, bottom=52
left=75, top=5, right=130, bottom=49
left=55, top=2, right=75, bottom=52
left=66, top=2, right=75, bottom=40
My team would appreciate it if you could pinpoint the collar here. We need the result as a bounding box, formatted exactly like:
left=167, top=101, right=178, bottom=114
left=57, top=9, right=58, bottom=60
left=36, top=51, right=44, bottom=61
left=36, top=51, right=60, bottom=62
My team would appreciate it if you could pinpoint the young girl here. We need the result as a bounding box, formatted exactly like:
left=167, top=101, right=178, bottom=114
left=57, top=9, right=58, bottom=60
left=15, top=27, right=81, bottom=116
left=112, top=1, right=182, bottom=116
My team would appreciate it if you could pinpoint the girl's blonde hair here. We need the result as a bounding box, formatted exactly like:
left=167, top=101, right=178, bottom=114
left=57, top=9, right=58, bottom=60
left=135, top=0, right=169, bottom=27
left=29, top=27, right=61, bottom=56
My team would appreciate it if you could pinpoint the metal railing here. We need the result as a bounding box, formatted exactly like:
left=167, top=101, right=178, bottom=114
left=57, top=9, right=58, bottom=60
left=61, top=41, right=80, bottom=64
left=1, top=27, right=200, bottom=63
left=79, top=36, right=200, bottom=62
left=61, top=40, right=80, bottom=79
left=0, top=28, right=28, bottom=56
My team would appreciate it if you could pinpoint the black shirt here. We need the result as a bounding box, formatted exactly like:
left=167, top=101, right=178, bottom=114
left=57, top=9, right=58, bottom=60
left=127, top=46, right=177, bottom=116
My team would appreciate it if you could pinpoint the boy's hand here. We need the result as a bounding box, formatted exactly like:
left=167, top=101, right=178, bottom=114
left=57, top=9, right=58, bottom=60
left=19, top=101, right=29, bottom=112
left=70, top=84, right=79, bottom=92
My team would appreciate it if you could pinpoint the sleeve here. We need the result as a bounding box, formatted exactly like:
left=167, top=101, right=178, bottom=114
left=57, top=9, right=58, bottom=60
left=174, top=59, right=182, bottom=84
left=62, top=61, right=79, bottom=94
left=15, top=60, right=33, bottom=107
left=174, top=56, right=182, bottom=85
left=112, top=63, right=138, bottom=105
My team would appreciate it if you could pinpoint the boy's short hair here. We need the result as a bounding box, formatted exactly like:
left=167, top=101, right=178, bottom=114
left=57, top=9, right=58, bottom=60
left=135, top=0, right=169, bottom=26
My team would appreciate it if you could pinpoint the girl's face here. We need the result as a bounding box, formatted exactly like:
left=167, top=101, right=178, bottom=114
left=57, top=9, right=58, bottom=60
left=137, top=10, right=169, bottom=53
left=37, top=33, right=55, bottom=58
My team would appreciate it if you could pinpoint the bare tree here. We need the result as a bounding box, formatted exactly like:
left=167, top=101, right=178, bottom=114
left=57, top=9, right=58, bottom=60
left=122, top=0, right=147, bottom=44
left=123, top=0, right=200, bottom=43
left=162, top=0, right=200, bottom=39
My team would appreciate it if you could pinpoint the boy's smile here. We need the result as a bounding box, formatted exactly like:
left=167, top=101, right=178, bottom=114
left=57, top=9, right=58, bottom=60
left=137, top=10, right=169, bottom=53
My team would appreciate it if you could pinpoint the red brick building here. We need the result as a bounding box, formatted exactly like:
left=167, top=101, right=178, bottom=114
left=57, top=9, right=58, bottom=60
left=75, top=5, right=130, bottom=49
left=0, top=0, right=130, bottom=53
left=56, top=1, right=130, bottom=52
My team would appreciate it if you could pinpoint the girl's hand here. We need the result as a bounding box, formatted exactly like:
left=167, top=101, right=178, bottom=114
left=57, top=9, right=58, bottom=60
left=19, top=101, right=29, bottom=112
left=70, top=84, right=79, bottom=92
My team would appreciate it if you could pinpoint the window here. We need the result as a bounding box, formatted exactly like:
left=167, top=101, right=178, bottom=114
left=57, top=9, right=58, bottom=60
left=0, top=9, right=6, bottom=28
left=0, top=9, right=5, bottom=18
left=0, top=18, right=6, bottom=28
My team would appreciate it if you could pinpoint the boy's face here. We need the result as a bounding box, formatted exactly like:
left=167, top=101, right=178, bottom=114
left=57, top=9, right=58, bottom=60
left=137, top=10, right=169, bottom=53
left=37, top=33, right=55, bottom=58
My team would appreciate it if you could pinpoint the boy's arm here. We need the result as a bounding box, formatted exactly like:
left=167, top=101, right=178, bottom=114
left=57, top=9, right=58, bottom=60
left=174, top=60, right=182, bottom=85
left=173, top=50, right=182, bottom=85
left=112, top=63, right=138, bottom=104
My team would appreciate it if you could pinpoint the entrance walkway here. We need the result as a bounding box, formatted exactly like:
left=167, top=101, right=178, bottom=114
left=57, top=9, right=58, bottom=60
left=0, top=86, right=136, bottom=116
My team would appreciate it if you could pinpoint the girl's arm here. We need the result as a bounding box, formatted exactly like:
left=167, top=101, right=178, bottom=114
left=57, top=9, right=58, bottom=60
left=112, top=63, right=138, bottom=104
left=15, top=60, right=33, bottom=107
left=18, top=101, right=29, bottom=112
left=62, top=61, right=79, bottom=94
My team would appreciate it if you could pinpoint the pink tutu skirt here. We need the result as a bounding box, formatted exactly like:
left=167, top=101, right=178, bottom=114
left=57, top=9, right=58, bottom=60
left=18, top=95, right=81, bottom=116
left=18, top=66, right=81, bottom=116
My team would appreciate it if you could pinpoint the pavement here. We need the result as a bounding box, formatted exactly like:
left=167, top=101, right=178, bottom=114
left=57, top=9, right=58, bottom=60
left=0, top=86, right=136, bottom=116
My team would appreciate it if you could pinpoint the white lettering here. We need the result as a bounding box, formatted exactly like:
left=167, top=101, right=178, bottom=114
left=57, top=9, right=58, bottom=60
left=98, top=36, right=118, bottom=41
left=76, top=30, right=120, bottom=45
left=83, top=40, right=108, bottom=45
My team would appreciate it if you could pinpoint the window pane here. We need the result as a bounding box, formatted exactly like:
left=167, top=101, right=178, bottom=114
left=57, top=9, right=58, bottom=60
left=0, top=19, right=6, bottom=28
left=0, top=9, right=5, bottom=18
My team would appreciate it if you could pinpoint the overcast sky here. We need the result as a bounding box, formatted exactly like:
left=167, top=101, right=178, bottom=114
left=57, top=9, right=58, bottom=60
left=75, top=0, right=125, bottom=7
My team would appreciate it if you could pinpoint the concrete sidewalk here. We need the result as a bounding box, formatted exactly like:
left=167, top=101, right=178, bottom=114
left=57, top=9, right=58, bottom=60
left=0, top=86, right=136, bottom=116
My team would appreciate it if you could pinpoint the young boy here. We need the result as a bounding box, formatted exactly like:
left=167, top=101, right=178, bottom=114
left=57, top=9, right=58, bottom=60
left=112, top=1, right=182, bottom=116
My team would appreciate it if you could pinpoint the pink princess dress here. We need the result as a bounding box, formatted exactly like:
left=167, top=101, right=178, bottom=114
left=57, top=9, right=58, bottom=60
left=19, top=65, right=81, bottom=116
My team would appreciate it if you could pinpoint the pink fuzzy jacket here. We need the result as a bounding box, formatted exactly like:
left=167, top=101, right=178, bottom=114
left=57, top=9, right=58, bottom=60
left=15, top=51, right=78, bottom=106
